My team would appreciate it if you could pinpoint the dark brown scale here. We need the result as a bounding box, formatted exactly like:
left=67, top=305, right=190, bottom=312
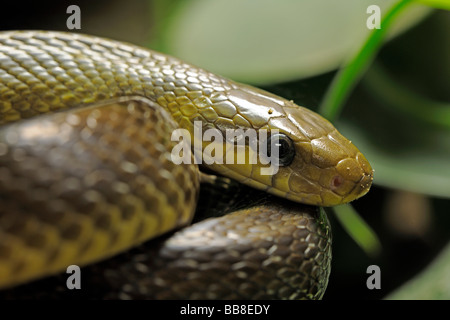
left=0, top=182, right=331, bottom=300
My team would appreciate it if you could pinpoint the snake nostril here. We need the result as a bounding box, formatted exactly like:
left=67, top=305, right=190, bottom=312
left=331, top=175, right=344, bottom=190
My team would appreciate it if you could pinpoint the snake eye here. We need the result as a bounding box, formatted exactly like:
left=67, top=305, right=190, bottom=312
left=267, top=133, right=295, bottom=167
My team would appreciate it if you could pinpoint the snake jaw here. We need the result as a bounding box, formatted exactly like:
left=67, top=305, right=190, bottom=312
left=341, top=155, right=374, bottom=203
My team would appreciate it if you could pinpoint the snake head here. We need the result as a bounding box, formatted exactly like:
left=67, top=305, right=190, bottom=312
left=273, top=104, right=374, bottom=206
left=211, top=85, right=374, bottom=207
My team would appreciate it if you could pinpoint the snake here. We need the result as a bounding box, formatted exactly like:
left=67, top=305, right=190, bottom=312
left=0, top=30, right=373, bottom=299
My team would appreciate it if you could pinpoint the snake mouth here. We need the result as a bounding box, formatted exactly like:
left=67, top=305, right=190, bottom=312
left=343, top=170, right=374, bottom=203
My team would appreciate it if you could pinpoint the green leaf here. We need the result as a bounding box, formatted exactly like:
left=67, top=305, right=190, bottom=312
left=416, top=0, right=450, bottom=10
left=319, top=0, right=416, bottom=121
left=153, top=0, right=430, bottom=85
left=332, top=204, right=382, bottom=258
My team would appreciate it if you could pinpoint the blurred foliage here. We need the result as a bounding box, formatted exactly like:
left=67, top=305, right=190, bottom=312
left=417, top=0, right=450, bottom=10
left=319, top=0, right=417, bottom=120
left=329, top=205, right=382, bottom=258
left=150, top=0, right=431, bottom=85
left=386, top=242, right=450, bottom=299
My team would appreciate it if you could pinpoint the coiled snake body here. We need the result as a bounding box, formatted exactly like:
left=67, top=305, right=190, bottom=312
left=0, top=31, right=373, bottom=299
